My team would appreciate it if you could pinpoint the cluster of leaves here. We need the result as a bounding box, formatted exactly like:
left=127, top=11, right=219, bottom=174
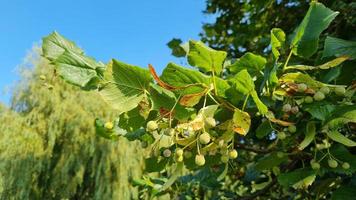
left=194, top=0, right=356, bottom=58
left=40, top=2, right=355, bottom=199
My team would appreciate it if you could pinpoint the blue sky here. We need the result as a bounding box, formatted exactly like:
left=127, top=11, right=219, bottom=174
left=0, top=0, right=214, bottom=104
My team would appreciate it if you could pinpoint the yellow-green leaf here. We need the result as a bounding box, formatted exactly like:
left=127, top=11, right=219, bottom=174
left=232, top=109, right=251, bottom=136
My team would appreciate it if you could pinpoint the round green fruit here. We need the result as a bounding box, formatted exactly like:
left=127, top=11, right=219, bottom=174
left=104, top=122, right=114, bottom=130
left=297, top=83, right=308, bottom=92
left=184, top=151, right=192, bottom=158
left=312, top=163, right=320, bottom=170
left=304, top=96, right=313, bottom=103
left=310, top=160, right=320, bottom=170
left=328, top=159, right=338, bottom=168
left=146, top=121, right=158, bottom=132
left=342, top=162, right=350, bottom=170
left=176, top=148, right=184, bottom=157
left=221, top=155, right=229, bottom=163
left=229, top=149, right=238, bottom=159
left=314, top=91, right=325, bottom=101
left=195, top=155, right=206, bottom=166
left=176, top=155, right=184, bottom=162
left=320, top=86, right=330, bottom=95
left=288, top=125, right=297, bottom=133
left=199, top=132, right=211, bottom=144
left=335, top=87, right=346, bottom=96
left=277, top=131, right=286, bottom=140
left=282, top=104, right=292, bottom=113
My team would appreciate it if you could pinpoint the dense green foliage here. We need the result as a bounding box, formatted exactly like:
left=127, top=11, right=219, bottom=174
left=200, top=0, right=356, bottom=58
left=11, top=1, right=356, bottom=199
left=0, top=49, right=144, bottom=199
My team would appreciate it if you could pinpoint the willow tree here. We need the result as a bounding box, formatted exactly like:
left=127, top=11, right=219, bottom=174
left=0, top=48, right=144, bottom=200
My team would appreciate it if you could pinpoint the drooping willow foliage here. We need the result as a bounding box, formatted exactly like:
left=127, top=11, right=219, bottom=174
left=0, top=48, right=144, bottom=200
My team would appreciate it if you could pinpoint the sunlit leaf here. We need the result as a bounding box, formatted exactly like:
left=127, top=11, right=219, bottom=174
left=42, top=31, right=83, bottom=61
left=291, top=2, right=338, bottom=58
left=285, top=56, right=349, bottom=71
left=99, top=60, right=152, bottom=114
left=232, top=108, right=251, bottom=136
left=228, top=52, right=267, bottom=76
left=230, top=69, right=268, bottom=114
left=327, top=130, right=356, bottom=147
left=270, top=28, right=286, bottom=60
left=298, top=122, right=316, bottom=150
left=187, top=40, right=227, bottom=75
left=278, top=168, right=315, bottom=188
left=161, top=62, right=229, bottom=97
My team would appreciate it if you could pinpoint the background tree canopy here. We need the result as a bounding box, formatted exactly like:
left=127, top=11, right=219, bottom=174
left=169, top=0, right=356, bottom=58
left=200, top=0, right=356, bottom=57
left=0, top=48, right=145, bottom=200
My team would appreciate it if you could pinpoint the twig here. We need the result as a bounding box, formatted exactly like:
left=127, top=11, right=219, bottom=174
left=235, top=143, right=273, bottom=154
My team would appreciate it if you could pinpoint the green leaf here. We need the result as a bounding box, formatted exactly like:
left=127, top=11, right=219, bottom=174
left=161, top=62, right=229, bottom=97
left=228, top=52, right=267, bottom=76
left=149, top=83, right=177, bottom=110
left=298, top=122, right=316, bottom=150
left=42, top=31, right=84, bottom=61
left=145, top=157, right=169, bottom=173
left=270, top=28, right=286, bottom=60
left=232, top=108, right=251, bottom=136
left=55, top=50, right=104, bottom=88
left=324, top=105, right=356, bottom=130
left=291, top=2, right=338, bottom=58
left=99, top=60, right=152, bottom=114
left=256, top=120, right=273, bottom=139
left=332, top=186, right=356, bottom=200
left=279, top=72, right=325, bottom=89
left=149, top=84, right=195, bottom=121
left=251, top=92, right=268, bottom=115
left=323, top=36, right=356, bottom=59
left=118, top=107, right=146, bottom=132
left=278, top=168, right=315, bottom=188
left=167, top=38, right=188, bottom=57
left=230, top=70, right=268, bottom=114
left=327, top=130, right=356, bottom=147
left=124, top=128, right=154, bottom=144
left=303, top=102, right=335, bottom=121
left=159, top=162, right=184, bottom=191
left=187, top=40, right=227, bottom=75
left=199, top=105, right=219, bottom=119
left=285, top=56, right=349, bottom=71
left=42, top=32, right=105, bottom=89
left=292, top=175, right=316, bottom=189
left=255, top=152, right=288, bottom=171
